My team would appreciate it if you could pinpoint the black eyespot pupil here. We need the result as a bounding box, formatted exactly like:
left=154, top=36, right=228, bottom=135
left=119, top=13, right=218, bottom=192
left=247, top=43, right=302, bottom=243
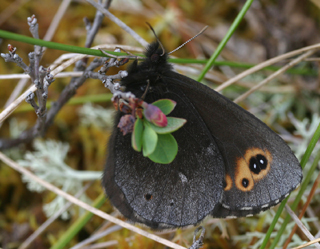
left=145, top=194, right=152, bottom=201
left=170, top=201, right=174, bottom=206
left=249, top=154, right=268, bottom=174
left=242, top=178, right=249, bottom=188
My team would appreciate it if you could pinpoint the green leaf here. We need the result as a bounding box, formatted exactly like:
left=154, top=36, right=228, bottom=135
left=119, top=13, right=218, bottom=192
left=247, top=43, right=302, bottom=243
left=151, top=99, right=176, bottom=115
left=148, top=134, right=178, bottom=164
left=149, top=117, right=186, bottom=134
left=142, top=121, right=158, bottom=156
left=131, top=117, right=143, bottom=151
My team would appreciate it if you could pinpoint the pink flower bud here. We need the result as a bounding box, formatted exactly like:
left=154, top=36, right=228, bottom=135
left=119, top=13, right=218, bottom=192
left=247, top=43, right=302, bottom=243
left=144, top=104, right=167, bottom=127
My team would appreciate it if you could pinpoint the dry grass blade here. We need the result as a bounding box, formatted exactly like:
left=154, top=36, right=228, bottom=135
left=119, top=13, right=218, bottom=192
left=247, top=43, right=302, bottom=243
left=215, top=43, right=320, bottom=92
left=283, top=171, right=320, bottom=249
left=0, top=152, right=187, bottom=249
left=18, top=182, right=93, bottom=249
left=290, top=238, right=320, bottom=249
left=70, top=225, right=122, bottom=249
left=0, top=72, right=83, bottom=79
left=233, top=49, right=316, bottom=103
left=285, top=204, right=320, bottom=249
left=85, top=0, right=148, bottom=47
left=0, top=84, right=38, bottom=122
left=43, top=0, right=72, bottom=42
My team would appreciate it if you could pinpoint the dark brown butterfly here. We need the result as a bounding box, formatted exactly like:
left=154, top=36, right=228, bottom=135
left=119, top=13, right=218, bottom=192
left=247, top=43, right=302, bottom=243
left=102, top=41, right=302, bottom=229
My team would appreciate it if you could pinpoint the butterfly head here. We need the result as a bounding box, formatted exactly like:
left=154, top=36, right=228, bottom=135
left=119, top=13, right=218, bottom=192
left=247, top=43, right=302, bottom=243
left=144, top=41, right=170, bottom=69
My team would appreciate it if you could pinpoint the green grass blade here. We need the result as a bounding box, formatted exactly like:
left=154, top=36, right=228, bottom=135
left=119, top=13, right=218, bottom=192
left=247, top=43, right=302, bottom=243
left=0, top=29, right=317, bottom=76
left=197, top=0, right=255, bottom=82
left=50, top=193, right=106, bottom=249
left=0, top=29, right=114, bottom=57
left=260, top=121, right=320, bottom=249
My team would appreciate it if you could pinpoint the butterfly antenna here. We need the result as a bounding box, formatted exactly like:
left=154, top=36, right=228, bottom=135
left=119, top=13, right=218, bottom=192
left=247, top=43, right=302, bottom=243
left=168, top=26, right=208, bottom=55
left=146, top=22, right=165, bottom=56
left=140, top=79, right=150, bottom=100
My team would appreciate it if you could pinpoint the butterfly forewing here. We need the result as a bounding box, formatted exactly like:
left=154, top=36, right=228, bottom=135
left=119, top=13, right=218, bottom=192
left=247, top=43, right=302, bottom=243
left=103, top=85, right=225, bottom=229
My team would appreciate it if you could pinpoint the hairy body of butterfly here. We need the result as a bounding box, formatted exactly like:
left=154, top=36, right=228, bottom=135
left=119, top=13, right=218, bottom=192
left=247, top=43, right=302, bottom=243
left=103, top=42, right=303, bottom=229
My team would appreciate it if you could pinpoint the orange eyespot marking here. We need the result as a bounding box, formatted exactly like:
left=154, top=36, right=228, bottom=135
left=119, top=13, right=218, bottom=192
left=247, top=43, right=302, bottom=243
left=234, top=148, right=272, bottom=192
left=224, top=174, right=232, bottom=191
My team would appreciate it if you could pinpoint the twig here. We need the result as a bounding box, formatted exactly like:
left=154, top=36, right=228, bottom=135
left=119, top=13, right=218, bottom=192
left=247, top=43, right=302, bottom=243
left=283, top=170, right=320, bottom=249
left=0, top=55, right=101, bottom=149
left=1, top=0, right=72, bottom=118
left=233, top=49, right=316, bottom=103
left=0, top=44, right=120, bottom=124
left=28, top=16, right=44, bottom=113
left=79, top=0, right=110, bottom=69
left=1, top=16, right=51, bottom=142
left=0, top=152, right=186, bottom=249
left=284, top=204, right=320, bottom=249
left=43, top=57, right=106, bottom=137
left=188, top=226, right=205, bottom=249
left=85, top=0, right=149, bottom=47
left=84, top=0, right=109, bottom=48
left=1, top=45, right=29, bottom=72
left=0, top=4, right=113, bottom=149
left=306, top=207, right=320, bottom=233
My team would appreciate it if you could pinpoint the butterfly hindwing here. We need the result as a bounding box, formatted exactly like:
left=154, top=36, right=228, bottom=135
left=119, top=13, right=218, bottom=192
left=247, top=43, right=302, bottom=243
left=164, top=72, right=302, bottom=217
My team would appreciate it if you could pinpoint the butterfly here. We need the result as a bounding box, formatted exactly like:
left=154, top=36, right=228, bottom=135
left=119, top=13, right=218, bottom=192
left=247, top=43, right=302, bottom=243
left=102, top=41, right=303, bottom=229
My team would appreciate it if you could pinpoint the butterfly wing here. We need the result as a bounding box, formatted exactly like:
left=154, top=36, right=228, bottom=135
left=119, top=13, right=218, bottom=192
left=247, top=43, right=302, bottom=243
left=103, top=87, right=225, bottom=229
left=164, top=72, right=303, bottom=218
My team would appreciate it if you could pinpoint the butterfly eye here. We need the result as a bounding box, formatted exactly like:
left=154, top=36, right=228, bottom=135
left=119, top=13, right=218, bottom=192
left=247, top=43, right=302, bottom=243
left=151, top=53, right=159, bottom=62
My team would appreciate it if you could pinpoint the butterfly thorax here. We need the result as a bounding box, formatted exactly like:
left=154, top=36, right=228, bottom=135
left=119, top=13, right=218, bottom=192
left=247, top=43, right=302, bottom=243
left=121, top=42, right=173, bottom=98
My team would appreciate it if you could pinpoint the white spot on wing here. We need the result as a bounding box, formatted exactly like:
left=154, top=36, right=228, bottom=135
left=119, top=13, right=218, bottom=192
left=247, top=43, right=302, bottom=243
left=240, top=206, right=253, bottom=210
left=206, top=145, right=214, bottom=155
left=179, top=172, right=188, bottom=183
left=226, top=216, right=237, bottom=219
left=222, top=203, right=230, bottom=209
